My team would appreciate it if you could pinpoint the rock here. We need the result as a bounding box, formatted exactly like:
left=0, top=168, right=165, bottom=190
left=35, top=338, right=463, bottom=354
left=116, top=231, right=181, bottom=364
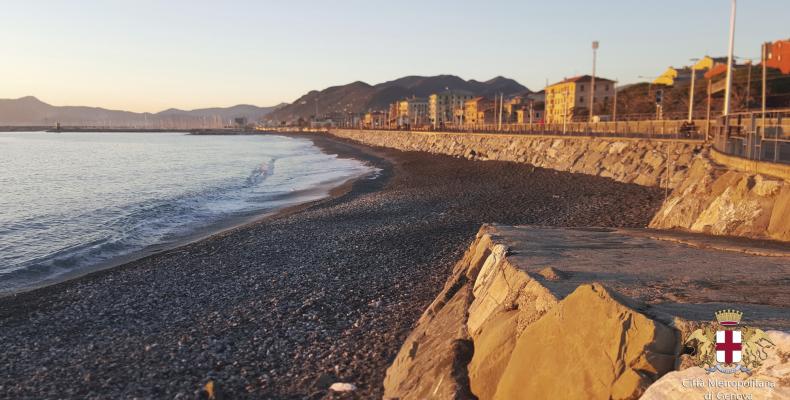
left=328, top=382, right=356, bottom=392
left=382, top=233, right=492, bottom=400
left=492, top=283, right=677, bottom=400
left=314, top=373, right=336, bottom=389
left=640, top=331, right=790, bottom=399
left=536, top=266, right=568, bottom=281
left=330, top=129, right=701, bottom=190
left=465, top=248, right=558, bottom=400
left=651, top=154, right=790, bottom=242
left=768, top=185, right=790, bottom=240
left=467, top=310, right=519, bottom=400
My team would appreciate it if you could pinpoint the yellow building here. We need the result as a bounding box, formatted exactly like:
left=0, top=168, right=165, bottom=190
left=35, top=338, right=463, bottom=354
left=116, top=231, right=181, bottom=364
left=654, top=56, right=729, bottom=86
left=363, top=111, right=385, bottom=128
left=396, top=97, right=429, bottom=127
left=463, top=97, right=494, bottom=125
left=693, top=56, right=729, bottom=71
left=654, top=67, right=686, bottom=86
left=544, top=75, right=615, bottom=123
left=515, top=106, right=544, bottom=123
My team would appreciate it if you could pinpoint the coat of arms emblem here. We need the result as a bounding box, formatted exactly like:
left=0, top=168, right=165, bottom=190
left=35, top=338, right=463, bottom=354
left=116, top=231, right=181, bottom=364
left=685, top=309, right=775, bottom=374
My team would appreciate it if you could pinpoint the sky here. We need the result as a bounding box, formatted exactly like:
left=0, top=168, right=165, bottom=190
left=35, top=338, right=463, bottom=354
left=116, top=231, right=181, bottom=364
left=1, top=0, right=788, bottom=112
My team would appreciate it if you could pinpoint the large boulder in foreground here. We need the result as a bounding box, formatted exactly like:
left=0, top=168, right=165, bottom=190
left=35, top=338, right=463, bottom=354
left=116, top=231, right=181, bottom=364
left=382, top=231, right=494, bottom=399
left=493, top=283, right=677, bottom=400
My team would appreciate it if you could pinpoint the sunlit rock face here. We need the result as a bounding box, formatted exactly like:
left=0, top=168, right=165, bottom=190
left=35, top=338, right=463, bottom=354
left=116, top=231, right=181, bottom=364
left=382, top=225, right=789, bottom=400
left=650, top=153, right=790, bottom=242
left=330, top=129, right=701, bottom=188
left=493, top=284, right=677, bottom=400
left=331, top=129, right=789, bottom=242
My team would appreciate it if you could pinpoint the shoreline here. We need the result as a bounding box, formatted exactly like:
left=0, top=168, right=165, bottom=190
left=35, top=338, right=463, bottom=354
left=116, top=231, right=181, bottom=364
left=0, top=136, right=666, bottom=399
left=0, top=133, right=388, bottom=299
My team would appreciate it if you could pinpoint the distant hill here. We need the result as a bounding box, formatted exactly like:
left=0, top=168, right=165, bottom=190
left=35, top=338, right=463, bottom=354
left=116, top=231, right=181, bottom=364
left=0, top=96, right=285, bottom=128
left=267, top=75, right=529, bottom=122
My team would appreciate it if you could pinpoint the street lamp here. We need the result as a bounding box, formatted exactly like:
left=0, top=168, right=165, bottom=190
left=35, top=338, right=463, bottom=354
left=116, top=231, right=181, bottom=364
left=723, top=0, right=736, bottom=116
left=590, top=41, right=599, bottom=122
left=688, top=58, right=700, bottom=122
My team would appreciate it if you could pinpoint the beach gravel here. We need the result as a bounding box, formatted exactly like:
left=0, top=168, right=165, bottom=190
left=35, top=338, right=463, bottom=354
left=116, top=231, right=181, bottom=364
left=0, top=135, right=664, bottom=399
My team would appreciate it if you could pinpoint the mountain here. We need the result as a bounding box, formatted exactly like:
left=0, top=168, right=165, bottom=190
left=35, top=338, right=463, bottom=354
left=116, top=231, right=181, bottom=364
left=266, top=75, right=529, bottom=122
left=0, top=96, right=285, bottom=128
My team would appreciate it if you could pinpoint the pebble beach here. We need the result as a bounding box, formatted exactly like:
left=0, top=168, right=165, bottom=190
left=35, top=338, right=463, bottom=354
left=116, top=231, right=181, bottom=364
left=0, top=135, right=665, bottom=399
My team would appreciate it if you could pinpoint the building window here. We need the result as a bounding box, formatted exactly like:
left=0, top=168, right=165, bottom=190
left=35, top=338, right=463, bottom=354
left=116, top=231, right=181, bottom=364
left=579, top=96, right=584, bottom=103
left=579, top=84, right=584, bottom=91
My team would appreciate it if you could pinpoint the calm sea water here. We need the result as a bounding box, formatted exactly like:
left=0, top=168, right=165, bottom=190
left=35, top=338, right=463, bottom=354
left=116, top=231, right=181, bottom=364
left=0, top=132, right=375, bottom=294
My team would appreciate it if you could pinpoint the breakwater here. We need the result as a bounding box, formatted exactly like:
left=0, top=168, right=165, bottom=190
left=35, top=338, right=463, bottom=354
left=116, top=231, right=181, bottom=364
left=650, top=148, right=790, bottom=242
left=328, top=129, right=790, bottom=242
left=329, top=129, right=702, bottom=188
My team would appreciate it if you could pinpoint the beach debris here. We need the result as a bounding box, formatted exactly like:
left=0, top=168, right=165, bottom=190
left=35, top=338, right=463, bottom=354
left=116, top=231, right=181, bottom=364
left=194, top=381, right=216, bottom=400
left=204, top=381, right=215, bottom=399
left=329, top=382, right=357, bottom=392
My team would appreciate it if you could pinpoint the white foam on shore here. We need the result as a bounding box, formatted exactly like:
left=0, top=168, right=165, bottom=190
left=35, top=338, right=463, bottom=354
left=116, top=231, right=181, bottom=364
left=0, top=132, right=377, bottom=295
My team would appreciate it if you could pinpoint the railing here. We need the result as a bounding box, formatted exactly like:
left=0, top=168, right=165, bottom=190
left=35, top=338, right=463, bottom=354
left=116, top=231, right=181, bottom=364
left=351, top=119, right=706, bottom=141
left=712, top=111, right=790, bottom=165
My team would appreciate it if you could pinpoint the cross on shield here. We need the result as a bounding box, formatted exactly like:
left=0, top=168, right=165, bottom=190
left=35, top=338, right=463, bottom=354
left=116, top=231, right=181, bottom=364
left=715, top=330, right=742, bottom=364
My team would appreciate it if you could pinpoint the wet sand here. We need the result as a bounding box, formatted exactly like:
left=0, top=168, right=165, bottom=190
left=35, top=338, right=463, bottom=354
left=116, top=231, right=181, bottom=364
left=0, top=134, right=665, bottom=399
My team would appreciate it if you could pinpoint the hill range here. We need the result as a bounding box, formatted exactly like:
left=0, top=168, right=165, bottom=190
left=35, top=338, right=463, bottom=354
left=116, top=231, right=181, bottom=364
left=266, top=75, right=530, bottom=122
left=2, top=75, right=530, bottom=127
left=0, top=96, right=284, bottom=127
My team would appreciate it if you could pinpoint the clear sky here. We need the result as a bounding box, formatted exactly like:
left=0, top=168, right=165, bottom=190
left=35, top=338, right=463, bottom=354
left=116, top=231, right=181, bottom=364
left=2, top=0, right=788, bottom=112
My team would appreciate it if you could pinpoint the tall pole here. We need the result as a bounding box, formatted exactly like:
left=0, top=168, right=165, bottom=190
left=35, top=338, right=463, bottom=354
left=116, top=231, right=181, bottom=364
left=498, top=92, right=504, bottom=130
left=705, top=79, right=712, bottom=142
left=612, top=79, right=618, bottom=123
left=688, top=59, right=698, bottom=122
left=492, top=94, right=496, bottom=129
left=723, top=0, right=736, bottom=116
left=563, top=86, right=569, bottom=134
left=745, top=60, right=752, bottom=111
left=762, top=42, right=767, bottom=130
left=590, top=41, right=599, bottom=122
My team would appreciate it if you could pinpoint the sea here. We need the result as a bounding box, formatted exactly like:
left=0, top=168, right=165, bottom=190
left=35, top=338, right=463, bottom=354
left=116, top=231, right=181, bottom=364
left=0, top=131, right=375, bottom=294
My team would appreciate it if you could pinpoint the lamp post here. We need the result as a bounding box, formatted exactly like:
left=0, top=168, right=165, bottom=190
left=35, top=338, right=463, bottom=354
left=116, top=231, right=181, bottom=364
left=590, top=41, right=599, bottom=122
left=745, top=59, right=753, bottom=111
left=688, top=58, right=699, bottom=122
left=723, top=0, right=736, bottom=117
left=612, top=79, right=618, bottom=123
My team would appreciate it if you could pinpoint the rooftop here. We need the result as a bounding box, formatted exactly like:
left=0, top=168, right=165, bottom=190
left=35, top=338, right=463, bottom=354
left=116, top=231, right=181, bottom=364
left=549, top=74, right=615, bottom=87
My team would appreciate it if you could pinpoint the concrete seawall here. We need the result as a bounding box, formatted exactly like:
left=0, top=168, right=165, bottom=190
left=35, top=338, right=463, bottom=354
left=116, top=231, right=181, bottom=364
left=328, top=129, right=789, bottom=242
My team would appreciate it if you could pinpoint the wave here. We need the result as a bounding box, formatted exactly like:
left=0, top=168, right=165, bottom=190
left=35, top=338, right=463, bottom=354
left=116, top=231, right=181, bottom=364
left=245, top=158, right=276, bottom=186
left=0, top=142, right=375, bottom=295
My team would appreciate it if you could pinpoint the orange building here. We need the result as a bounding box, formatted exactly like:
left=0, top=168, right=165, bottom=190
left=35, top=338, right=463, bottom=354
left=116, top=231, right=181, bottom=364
left=766, top=39, right=790, bottom=74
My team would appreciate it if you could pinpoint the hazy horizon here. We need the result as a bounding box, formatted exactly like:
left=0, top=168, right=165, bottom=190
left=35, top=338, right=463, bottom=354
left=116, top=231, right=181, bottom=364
left=3, top=0, right=789, bottom=113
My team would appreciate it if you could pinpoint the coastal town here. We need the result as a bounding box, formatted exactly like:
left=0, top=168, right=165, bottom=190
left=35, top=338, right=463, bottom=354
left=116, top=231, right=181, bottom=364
left=279, top=39, right=790, bottom=132
left=1, top=1, right=789, bottom=399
